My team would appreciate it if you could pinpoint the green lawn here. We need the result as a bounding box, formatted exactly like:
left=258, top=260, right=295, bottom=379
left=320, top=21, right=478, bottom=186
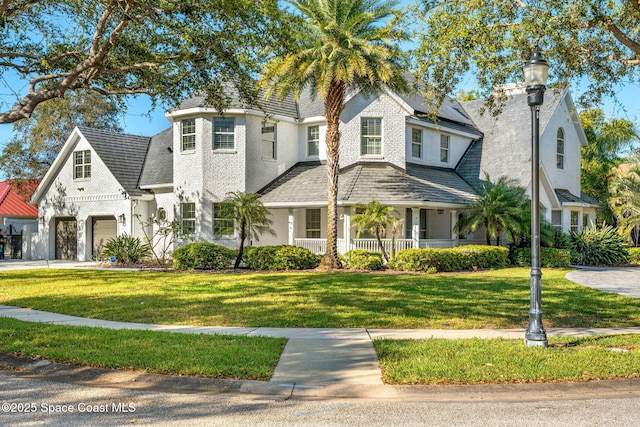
left=0, top=317, right=286, bottom=380
left=375, top=335, right=640, bottom=384
left=1, top=267, right=639, bottom=329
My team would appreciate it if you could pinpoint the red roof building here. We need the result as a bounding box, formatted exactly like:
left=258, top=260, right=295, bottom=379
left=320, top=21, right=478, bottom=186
left=0, top=180, right=39, bottom=219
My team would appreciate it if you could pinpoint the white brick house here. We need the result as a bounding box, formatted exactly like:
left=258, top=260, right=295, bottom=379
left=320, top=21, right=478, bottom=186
left=29, top=85, right=598, bottom=260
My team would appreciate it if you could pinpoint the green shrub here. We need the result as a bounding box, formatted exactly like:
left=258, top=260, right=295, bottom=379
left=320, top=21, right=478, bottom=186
left=570, top=226, right=630, bottom=266
left=341, top=250, right=384, bottom=270
left=628, top=247, right=640, bottom=265
left=103, top=234, right=150, bottom=266
left=244, top=245, right=321, bottom=270
left=172, top=242, right=236, bottom=270
left=512, top=247, right=572, bottom=268
left=388, top=245, right=508, bottom=272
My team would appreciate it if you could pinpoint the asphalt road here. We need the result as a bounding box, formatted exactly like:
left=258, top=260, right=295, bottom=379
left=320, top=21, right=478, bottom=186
left=2, top=374, right=640, bottom=427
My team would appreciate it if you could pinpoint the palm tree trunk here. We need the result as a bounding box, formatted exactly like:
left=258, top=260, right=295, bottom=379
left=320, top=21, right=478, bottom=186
left=234, top=220, right=247, bottom=269
left=319, top=80, right=346, bottom=270
left=376, top=226, right=389, bottom=262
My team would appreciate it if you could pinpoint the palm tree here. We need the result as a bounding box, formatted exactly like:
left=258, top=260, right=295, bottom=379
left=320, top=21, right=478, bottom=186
left=455, top=175, right=529, bottom=246
left=352, top=200, right=397, bottom=261
left=609, top=153, right=640, bottom=246
left=261, top=0, right=408, bottom=269
left=224, top=192, right=276, bottom=269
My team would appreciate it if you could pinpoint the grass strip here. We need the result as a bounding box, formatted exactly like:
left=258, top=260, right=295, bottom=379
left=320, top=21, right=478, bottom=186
left=374, top=335, right=640, bottom=384
left=1, top=268, right=639, bottom=329
left=0, top=318, right=286, bottom=380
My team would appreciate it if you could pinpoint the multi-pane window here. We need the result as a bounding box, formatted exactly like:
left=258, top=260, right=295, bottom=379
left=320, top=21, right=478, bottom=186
left=306, top=209, right=321, bottom=238
left=361, top=118, right=382, bottom=155
left=440, top=134, right=450, bottom=163
left=261, top=123, right=277, bottom=159
left=570, top=210, right=579, bottom=232
left=73, top=150, right=91, bottom=179
left=213, top=117, right=235, bottom=150
left=557, top=128, right=565, bottom=169
left=307, top=125, right=320, bottom=157
left=180, top=203, right=196, bottom=234
left=411, top=128, right=422, bottom=158
left=583, top=213, right=590, bottom=229
left=551, top=210, right=562, bottom=229
left=213, top=202, right=234, bottom=237
left=181, top=118, right=196, bottom=151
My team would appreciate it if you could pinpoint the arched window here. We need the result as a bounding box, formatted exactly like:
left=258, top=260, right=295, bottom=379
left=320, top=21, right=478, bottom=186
left=556, top=128, right=565, bottom=169
left=156, top=208, right=167, bottom=221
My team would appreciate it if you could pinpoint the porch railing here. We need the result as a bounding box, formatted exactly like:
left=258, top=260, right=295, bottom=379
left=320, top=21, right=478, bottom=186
left=351, top=238, right=414, bottom=253
left=294, top=238, right=326, bottom=255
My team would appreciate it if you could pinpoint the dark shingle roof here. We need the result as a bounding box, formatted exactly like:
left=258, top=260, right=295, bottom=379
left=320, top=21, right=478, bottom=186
left=259, top=162, right=477, bottom=205
left=176, top=83, right=299, bottom=118
left=459, top=90, right=563, bottom=185
left=455, top=138, right=484, bottom=190
left=556, top=189, right=602, bottom=207
left=77, top=127, right=150, bottom=196
left=139, top=128, right=173, bottom=188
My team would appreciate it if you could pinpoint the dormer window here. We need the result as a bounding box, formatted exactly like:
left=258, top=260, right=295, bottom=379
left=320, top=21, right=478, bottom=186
left=73, top=150, right=91, bottom=179
left=181, top=118, right=196, bottom=151
left=411, top=128, right=422, bottom=158
left=307, top=125, right=320, bottom=157
left=361, top=118, right=382, bottom=155
left=440, top=134, right=450, bottom=163
left=262, top=123, right=277, bottom=160
left=556, top=128, right=565, bottom=169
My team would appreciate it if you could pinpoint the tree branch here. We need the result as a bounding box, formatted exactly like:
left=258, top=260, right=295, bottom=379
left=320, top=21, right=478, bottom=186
left=603, top=19, right=640, bottom=57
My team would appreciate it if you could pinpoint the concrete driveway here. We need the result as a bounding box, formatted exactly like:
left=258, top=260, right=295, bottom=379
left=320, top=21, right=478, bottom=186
left=565, top=267, right=640, bottom=298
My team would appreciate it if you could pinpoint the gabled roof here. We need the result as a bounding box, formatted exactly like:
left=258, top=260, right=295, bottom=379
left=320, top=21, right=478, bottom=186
left=76, top=127, right=151, bottom=196
left=0, top=180, right=38, bottom=217
left=458, top=89, right=564, bottom=186
left=258, top=162, right=477, bottom=206
left=138, top=127, right=173, bottom=188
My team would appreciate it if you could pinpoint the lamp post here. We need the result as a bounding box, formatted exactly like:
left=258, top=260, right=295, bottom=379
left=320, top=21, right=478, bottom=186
left=524, top=44, right=549, bottom=347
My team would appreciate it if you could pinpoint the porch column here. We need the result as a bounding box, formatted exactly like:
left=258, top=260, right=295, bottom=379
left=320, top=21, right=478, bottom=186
left=342, top=207, right=351, bottom=254
left=450, top=209, right=458, bottom=246
left=288, top=209, right=295, bottom=246
left=411, top=208, right=420, bottom=249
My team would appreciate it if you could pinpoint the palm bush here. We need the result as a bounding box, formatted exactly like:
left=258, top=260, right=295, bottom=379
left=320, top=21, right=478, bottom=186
left=103, top=234, right=150, bottom=266
left=570, top=226, right=630, bottom=266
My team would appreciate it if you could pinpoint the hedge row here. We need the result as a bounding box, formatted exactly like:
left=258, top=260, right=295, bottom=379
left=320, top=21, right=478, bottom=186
left=243, top=245, right=322, bottom=270
left=388, top=245, right=509, bottom=273
left=340, top=250, right=384, bottom=270
left=629, top=247, right=640, bottom=265
left=511, top=247, right=572, bottom=268
left=172, top=242, right=236, bottom=270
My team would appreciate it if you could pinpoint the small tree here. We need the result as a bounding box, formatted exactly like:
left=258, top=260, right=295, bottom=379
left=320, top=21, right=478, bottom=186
left=609, top=153, right=640, bottom=246
left=456, top=175, right=529, bottom=246
left=224, top=192, right=275, bottom=269
left=135, top=215, right=193, bottom=268
left=352, top=200, right=398, bottom=262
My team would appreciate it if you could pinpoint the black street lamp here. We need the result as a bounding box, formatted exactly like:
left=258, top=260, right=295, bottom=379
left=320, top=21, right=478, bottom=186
left=524, top=44, right=549, bottom=347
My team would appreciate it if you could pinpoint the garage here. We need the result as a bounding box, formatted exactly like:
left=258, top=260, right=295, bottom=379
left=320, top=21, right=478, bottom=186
left=92, top=216, right=117, bottom=257
left=55, top=218, right=77, bottom=260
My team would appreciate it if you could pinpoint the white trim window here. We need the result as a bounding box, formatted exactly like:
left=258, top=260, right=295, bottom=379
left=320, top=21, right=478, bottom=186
left=181, top=118, right=196, bottom=151
left=213, top=202, right=234, bottom=237
left=361, top=118, right=382, bottom=155
left=306, top=208, right=321, bottom=238
left=261, top=123, right=277, bottom=160
left=73, top=150, right=91, bottom=179
left=180, top=202, right=196, bottom=234
left=307, top=125, right=320, bottom=157
left=570, top=210, right=579, bottom=232
left=551, top=210, right=562, bottom=229
left=582, top=213, right=590, bottom=230
left=411, top=128, right=422, bottom=159
left=440, top=134, right=450, bottom=163
left=557, top=128, right=565, bottom=170
left=213, top=117, right=235, bottom=150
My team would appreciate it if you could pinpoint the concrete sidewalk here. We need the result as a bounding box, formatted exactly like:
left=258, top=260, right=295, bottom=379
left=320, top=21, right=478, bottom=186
left=2, top=305, right=640, bottom=390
